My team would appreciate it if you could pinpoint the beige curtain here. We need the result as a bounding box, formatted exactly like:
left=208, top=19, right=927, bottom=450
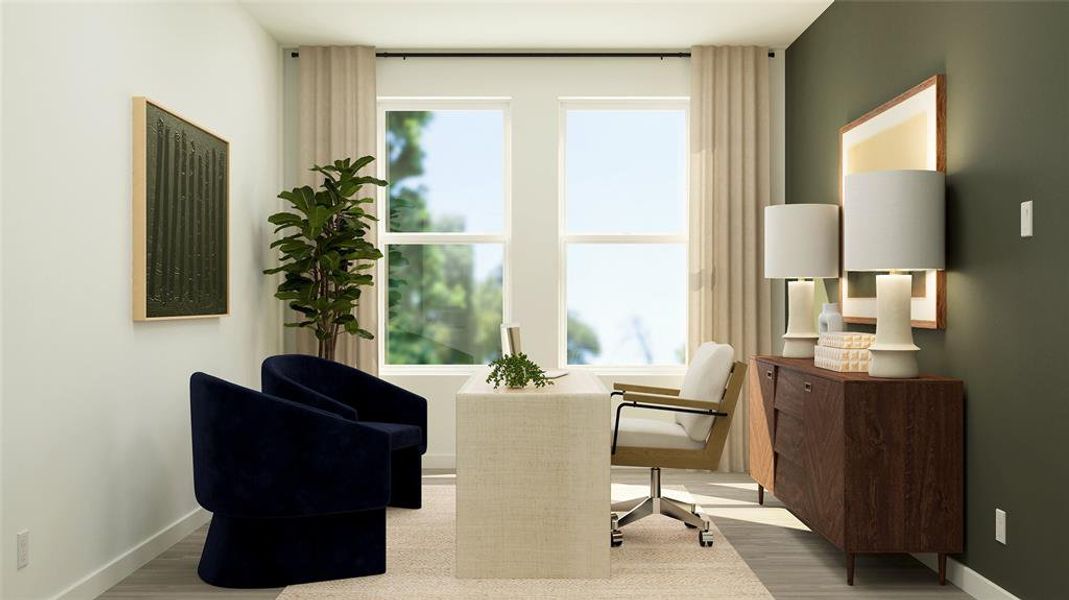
left=688, top=46, right=773, bottom=472
left=296, top=46, right=379, bottom=374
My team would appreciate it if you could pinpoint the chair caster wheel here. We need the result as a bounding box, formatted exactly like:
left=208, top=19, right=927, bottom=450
left=610, top=513, right=622, bottom=546
left=699, top=530, right=714, bottom=547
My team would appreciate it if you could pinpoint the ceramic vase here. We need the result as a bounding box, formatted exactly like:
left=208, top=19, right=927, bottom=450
left=818, top=302, right=844, bottom=334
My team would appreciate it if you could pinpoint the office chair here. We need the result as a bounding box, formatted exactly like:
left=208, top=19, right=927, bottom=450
left=609, top=342, right=747, bottom=547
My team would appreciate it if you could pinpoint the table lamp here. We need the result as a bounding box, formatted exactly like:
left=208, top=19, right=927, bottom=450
left=843, top=170, right=945, bottom=378
left=764, top=204, right=840, bottom=358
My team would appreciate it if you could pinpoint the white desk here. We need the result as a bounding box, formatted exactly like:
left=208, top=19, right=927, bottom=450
left=455, top=370, right=610, bottom=579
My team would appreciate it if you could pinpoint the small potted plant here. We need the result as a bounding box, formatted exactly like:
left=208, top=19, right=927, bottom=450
left=486, top=353, right=553, bottom=390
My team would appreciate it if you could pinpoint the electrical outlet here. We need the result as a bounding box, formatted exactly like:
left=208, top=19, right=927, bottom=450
left=995, top=509, right=1007, bottom=545
left=1021, top=201, right=1033, bottom=237
left=16, top=530, right=29, bottom=569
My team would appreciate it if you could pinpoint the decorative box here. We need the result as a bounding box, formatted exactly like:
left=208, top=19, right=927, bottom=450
left=814, top=345, right=870, bottom=373
left=817, top=331, right=876, bottom=349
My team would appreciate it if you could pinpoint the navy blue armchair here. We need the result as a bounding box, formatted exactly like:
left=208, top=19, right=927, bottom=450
left=261, top=354, right=428, bottom=509
left=190, top=372, right=391, bottom=588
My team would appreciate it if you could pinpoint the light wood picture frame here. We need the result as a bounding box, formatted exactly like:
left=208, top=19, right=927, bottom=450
left=838, top=74, right=946, bottom=329
left=133, top=97, right=230, bottom=321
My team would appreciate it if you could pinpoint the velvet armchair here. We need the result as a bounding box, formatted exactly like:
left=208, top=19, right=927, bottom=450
left=189, top=372, right=391, bottom=588
left=261, top=354, right=428, bottom=509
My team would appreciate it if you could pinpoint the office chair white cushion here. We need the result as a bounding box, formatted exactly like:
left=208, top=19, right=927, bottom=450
left=615, top=417, right=705, bottom=450
left=675, top=342, right=735, bottom=442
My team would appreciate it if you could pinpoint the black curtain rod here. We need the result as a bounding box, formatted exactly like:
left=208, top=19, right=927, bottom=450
left=289, top=50, right=776, bottom=59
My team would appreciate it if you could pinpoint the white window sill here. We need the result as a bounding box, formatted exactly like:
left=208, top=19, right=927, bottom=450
left=380, top=364, right=687, bottom=378
left=380, top=365, right=486, bottom=377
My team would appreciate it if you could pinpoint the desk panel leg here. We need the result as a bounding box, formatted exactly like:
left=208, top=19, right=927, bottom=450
left=938, top=553, right=947, bottom=585
left=757, top=484, right=764, bottom=505
left=846, top=552, right=855, bottom=586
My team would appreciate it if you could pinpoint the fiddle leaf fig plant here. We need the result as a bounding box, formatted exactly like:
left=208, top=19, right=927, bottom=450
left=486, top=353, right=553, bottom=390
left=264, top=156, right=386, bottom=361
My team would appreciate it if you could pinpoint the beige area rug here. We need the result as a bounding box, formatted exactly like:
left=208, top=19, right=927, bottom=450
left=279, top=484, right=772, bottom=599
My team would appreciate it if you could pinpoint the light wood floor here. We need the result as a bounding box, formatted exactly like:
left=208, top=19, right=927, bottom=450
left=99, top=469, right=970, bottom=600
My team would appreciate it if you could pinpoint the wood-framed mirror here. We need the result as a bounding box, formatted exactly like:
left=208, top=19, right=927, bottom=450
left=838, top=74, right=946, bottom=329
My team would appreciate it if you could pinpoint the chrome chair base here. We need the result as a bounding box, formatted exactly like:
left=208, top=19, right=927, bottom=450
left=611, top=467, right=714, bottom=547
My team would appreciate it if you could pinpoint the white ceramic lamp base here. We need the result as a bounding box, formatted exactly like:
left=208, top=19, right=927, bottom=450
left=868, top=273, right=920, bottom=378
left=783, top=279, right=819, bottom=358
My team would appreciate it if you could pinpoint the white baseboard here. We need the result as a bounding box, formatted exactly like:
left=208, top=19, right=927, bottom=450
left=51, top=507, right=210, bottom=600
left=423, top=453, right=455, bottom=470
left=913, top=554, right=1021, bottom=600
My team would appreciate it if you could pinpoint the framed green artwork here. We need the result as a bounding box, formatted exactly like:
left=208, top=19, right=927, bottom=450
left=838, top=75, right=946, bottom=329
left=132, top=97, right=229, bottom=320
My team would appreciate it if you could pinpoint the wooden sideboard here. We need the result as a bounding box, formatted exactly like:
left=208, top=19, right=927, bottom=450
left=748, top=356, right=963, bottom=585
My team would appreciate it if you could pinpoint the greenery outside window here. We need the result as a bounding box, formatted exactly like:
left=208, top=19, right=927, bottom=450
left=379, top=104, right=508, bottom=366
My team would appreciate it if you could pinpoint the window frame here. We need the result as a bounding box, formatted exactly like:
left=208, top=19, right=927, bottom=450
left=557, top=97, right=690, bottom=373
left=376, top=97, right=513, bottom=374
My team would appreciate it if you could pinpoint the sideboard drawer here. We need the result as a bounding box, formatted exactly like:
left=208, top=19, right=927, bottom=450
left=774, top=411, right=804, bottom=462
left=776, top=368, right=834, bottom=418
left=774, top=454, right=809, bottom=523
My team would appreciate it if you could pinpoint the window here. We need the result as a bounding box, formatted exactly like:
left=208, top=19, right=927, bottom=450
left=561, top=102, right=688, bottom=366
left=379, top=102, right=509, bottom=366
left=377, top=95, right=687, bottom=371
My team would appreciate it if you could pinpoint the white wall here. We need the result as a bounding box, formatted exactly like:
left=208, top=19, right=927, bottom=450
left=0, top=3, right=282, bottom=599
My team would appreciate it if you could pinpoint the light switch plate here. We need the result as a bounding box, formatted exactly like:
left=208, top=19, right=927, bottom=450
left=1021, top=201, right=1033, bottom=237
left=995, top=509, right=1007, bottom=545
left=16, top=530, right=29, bottom=569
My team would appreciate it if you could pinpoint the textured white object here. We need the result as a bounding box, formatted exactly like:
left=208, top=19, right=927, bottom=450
left=615, top=418, right=704, bottom=450
left=869, top=273, right=920, bottom=378
left=675, top=342, right=735, bottom=441
left=456, top=370, right=610, bottom=578
left=818, top=331, right=876, bottom=349
left=764, top=204, right=840, bottom=278
left=814, top=346, right=871, bottom=373
left=783, top=280, right=818, bottom=357
left=843, top=170, right=945, bottom=271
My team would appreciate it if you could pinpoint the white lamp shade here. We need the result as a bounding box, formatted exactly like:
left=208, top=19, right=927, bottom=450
left=844, top=170, right=945, bottom=271
left=764, top=204, right=839, bottom=279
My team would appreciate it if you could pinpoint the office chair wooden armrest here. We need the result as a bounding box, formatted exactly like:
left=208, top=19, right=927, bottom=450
left=618, top=391, right=723, bottom=412
left=612, top=383, right=680, bottom=396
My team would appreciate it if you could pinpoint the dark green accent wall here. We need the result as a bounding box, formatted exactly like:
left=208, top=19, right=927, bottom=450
left=786, top=3, right=1068, bottom=598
